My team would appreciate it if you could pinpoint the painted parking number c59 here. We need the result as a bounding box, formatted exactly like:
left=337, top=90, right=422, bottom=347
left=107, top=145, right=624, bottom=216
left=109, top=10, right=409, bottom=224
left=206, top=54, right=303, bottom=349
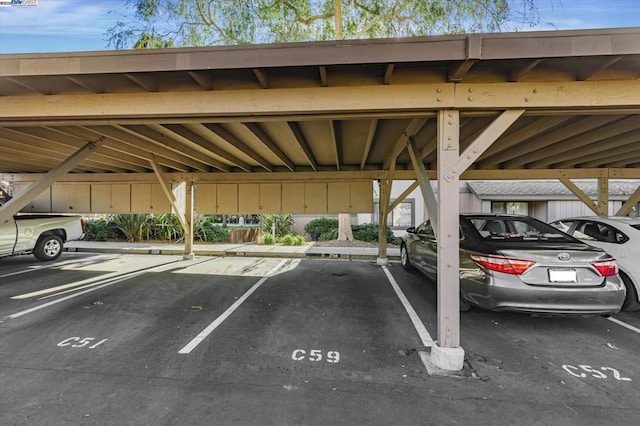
left=292, top=349, right=340, bottom=363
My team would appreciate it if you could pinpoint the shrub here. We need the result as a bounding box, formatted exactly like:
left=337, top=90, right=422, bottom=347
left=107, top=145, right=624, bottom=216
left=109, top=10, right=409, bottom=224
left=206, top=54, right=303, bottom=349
left=82, top=218, right=109, bottom=241
left=305, top=217, right=339, bottom=240
left=194, top=215, right=230, bottom=242
left=280, top=234, right=295, bottom=246
left=262, top=232, right=275, bottom=245
left=293, top=235, right=306, bottom=246
left=111, top=214, right=150, bottom=242
left=146, top=213, right=183, bottom=241
left=352, top=223, right=400, bottom=245
left=259, top=214, right=294, bottom=238
left=318, top=229, right=339, bottom=241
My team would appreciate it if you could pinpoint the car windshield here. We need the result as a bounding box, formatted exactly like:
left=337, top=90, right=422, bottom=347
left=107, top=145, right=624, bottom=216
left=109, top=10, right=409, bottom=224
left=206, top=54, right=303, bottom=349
left=467, top=216, right=575, bottom=243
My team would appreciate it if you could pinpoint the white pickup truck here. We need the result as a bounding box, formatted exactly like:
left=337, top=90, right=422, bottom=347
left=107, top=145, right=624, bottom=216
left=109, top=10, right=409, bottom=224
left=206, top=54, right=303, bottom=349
left=1, top=182, right=84, bottom=261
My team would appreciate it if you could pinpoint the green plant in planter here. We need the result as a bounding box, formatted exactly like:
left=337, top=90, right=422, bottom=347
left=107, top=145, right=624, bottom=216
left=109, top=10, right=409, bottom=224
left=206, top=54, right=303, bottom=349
left=111, top=214, right=150, bottom=242
left=262, top=232, right=275, bottom=245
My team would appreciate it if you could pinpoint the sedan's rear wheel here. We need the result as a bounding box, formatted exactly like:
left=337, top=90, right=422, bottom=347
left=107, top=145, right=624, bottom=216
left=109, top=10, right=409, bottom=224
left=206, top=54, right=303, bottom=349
left=621, top=272, right=640, bottom=311
left=460, top=297, right=471, bottom=312
left=401, top=244, right=414, bottom=271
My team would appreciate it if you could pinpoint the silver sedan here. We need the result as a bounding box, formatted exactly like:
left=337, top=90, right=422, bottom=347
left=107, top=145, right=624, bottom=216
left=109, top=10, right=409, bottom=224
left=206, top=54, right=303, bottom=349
left=401, top=214, right=625, bottom=316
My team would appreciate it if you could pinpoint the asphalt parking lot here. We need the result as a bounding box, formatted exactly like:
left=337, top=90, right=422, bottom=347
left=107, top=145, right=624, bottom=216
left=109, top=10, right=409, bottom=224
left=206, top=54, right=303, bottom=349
left=1, top=253, right=639, bottom=425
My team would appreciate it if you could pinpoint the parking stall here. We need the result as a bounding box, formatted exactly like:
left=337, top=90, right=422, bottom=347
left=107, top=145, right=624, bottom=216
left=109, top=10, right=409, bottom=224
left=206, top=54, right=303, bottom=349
left=1, top=254, right=639, bottom=424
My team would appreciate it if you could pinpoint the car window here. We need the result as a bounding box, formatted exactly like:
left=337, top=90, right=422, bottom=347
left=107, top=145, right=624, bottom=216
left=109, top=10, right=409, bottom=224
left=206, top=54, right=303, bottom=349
left=575, top=221, right=627, bottom=244
left=468, top=217, right=574, bottom=242
left=416, top=221, right=435, bottom=238
left=550, top=220, right=574, bottom=233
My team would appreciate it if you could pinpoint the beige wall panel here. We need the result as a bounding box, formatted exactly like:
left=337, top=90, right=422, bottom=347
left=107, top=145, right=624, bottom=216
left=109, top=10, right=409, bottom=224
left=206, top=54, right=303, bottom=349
left=14, top=183, right=51, bottom=213
left=150, top=183, right=172, bottom=213
left=350, top=181, right=373, bottom=213
left=52, top=184, right=90, bottom=213
left=327, top=182, right=351, bottom=213
left=260, top=183, right=282, bottom=213
left=195, top=183, right=217, bottom=214
left=216, top=183, right=238, bottom=214
left=110, top=184, right=132, bottom=213
left=91, top=184, right=131, bottom=213
left=130, top=183, right=170, bottom=213
left=305, top=182, right=327, bottom=214
left=238, top=183, right=260, bottom=214
left=282, top=183, right=305, bottom=214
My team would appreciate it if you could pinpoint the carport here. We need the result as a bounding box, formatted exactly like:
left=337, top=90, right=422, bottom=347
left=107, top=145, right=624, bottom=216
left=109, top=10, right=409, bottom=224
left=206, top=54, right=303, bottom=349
left=1, top=27, right=639, bottom=371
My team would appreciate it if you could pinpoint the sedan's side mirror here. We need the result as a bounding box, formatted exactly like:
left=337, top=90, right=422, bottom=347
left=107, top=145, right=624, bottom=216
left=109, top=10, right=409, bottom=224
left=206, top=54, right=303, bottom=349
left=406, top=227, right=416, bottom=234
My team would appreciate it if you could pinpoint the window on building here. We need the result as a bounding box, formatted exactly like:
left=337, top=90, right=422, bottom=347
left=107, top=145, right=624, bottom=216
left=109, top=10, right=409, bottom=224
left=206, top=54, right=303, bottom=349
left=373, top=198, right=415, bottom=229
left=491, top=201, right=529, bottom=215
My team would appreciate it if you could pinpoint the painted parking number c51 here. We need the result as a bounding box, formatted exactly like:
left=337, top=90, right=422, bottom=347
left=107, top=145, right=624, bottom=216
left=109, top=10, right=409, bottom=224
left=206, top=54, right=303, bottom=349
left=57, top=337, right=108, bottom=349
left=292, top=349, right=340, bottom=363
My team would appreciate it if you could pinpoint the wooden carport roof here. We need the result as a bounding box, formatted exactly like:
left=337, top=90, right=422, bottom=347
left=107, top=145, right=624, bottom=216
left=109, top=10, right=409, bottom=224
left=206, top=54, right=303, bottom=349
left=1, top=27, right=639, bottom=182
left=1, top=27, right=639, bottom=372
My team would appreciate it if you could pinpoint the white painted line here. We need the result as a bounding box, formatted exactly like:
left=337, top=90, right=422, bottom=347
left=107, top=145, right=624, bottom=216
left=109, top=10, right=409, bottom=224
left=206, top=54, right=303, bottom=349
left=0, top=254, right=113, bottom=279
left=381, top=266, right=434, bottom=348
left=12, top=257, right=177, bottom=299
left=179, top=259, right=289, bottom=354
left=5, top=259, right=187, bottom=320
left=608, top=317, right=640, bottom=334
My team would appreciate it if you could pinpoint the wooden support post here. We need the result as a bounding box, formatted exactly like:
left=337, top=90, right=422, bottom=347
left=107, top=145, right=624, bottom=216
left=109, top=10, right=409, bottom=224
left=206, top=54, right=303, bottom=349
left=183, top=180, right=194, bottom=259
left=377, top=179, right=391, bottom=266
left=559, top=178, right=601, bottom=215
left=598, top=177, right=609, bottom=216
left=430, top=109, right=465, bottom=372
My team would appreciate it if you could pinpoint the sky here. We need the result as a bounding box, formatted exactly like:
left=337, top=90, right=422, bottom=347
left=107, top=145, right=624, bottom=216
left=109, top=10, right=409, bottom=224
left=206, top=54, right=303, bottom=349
left=0, top=0, right=638, bottom=54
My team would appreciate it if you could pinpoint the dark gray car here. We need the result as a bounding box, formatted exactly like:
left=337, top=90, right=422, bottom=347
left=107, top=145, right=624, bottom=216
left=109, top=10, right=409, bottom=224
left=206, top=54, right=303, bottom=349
left=400, top=214, right=625, bottom=315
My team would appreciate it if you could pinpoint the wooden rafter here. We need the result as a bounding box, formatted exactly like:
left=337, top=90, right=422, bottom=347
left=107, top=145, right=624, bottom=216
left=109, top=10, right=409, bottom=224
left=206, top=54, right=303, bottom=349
left=243, top=122, right=295, bottom=171
left=288, top=122, right=318, bottom=171
left=203, top=123, right=273, bottom=171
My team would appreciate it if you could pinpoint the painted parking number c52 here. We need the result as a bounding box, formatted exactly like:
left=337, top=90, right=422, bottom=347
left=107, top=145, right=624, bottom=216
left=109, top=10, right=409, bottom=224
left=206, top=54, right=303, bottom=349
left=292, top=349, right=340, bottom=363
left=57, top=337, right=108, bottom=349
left=562, top=364, right=631, bottom=381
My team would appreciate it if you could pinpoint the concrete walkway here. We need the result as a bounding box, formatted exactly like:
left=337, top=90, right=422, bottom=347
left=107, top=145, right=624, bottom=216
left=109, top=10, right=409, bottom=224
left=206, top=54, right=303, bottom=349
left=66, top=240, right=400, bottom=261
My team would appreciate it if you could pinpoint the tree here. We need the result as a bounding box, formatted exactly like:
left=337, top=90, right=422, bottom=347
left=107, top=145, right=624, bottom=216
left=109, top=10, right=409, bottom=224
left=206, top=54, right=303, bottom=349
left=107, top=0, right=549, bottom=241
left=108, top=0, right=547, bottom=49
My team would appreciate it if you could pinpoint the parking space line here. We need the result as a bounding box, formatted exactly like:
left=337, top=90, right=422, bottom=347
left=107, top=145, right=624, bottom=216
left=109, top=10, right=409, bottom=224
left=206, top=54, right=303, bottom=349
left=608, top=317, right=640, bottom=334
left=4, top=258, right=189, bottom=321
left=178, top=259, right=289, bottom=355
left=381, top=266, right=434, bottom=348
left=0, top=254, right=114, bottom=279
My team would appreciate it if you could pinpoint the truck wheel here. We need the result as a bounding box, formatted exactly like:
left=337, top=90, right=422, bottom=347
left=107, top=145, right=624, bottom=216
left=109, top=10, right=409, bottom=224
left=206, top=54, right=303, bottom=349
left=33, top=234, right=64, bottom=261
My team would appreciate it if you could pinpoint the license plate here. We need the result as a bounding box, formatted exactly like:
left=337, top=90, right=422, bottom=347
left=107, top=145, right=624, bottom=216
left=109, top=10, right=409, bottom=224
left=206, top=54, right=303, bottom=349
left=549, top=269, right=577, bottom=283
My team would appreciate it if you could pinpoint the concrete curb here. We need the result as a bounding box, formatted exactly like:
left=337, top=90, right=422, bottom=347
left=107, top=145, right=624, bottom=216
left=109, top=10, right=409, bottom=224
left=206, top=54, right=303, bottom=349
left=65, top=242, right=401, bottom=261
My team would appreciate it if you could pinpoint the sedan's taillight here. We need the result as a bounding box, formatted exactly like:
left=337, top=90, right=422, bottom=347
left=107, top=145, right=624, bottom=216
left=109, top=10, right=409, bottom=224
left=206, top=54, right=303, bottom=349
left=591, top=259, right=618, bottom=277
left=470, top=254, right=536, bottom=275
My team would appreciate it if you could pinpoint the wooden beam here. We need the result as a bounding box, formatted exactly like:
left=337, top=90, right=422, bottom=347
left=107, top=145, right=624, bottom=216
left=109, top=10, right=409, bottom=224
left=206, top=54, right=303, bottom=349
left=203, top=123, right=273, bottom=171
left=149, top=158, right=190, bottom=238
left=577, top=56, right=623, bottom=81
left=389, top=180, right=419, bottom=212
left=253, top=68, right=269, bottom=89
left=407, top=137, right=439, bottom=236
left=559, top=178, right=601, bottom=215
left=509, top=59, right=543, bottom=82
left=319, top=66, right=328, bottom=87
left=442, top=110, right=524, bottom=182
left=360, top=119, right=378, bottom=170
left=124, top=73, right=157, bottom=92
left=383, top=118, right=428, bottom=169
left=0, top=138, right=105, bottom=222
left=384, top=64, right=394, bottom=85
left=616, top=184, right=640, bottom=217
left=329, top=120, right=340, bottom=171
left=187, top=71, right=214, bottom=90
left=242, top=122, right=295, bottom=171
left=288, top=122, right=318, bottom=171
